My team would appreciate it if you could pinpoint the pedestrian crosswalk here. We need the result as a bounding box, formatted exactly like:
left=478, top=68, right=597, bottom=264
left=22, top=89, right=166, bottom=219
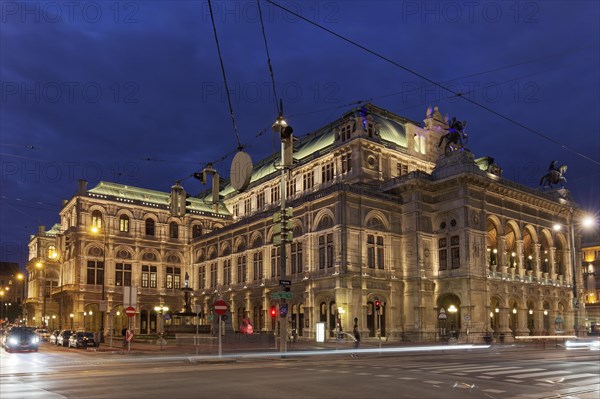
left=406, top=362, right=599, bottom=386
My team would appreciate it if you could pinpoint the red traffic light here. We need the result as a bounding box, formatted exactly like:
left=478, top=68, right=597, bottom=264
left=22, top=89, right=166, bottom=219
left=375, top=301, right=381, bottom=310
left=270, top=306, right=277, bottom=317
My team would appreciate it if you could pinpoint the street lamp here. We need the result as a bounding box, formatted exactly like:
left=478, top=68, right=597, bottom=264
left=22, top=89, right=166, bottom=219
left=154, top=305, right=169, bottom=351
left=337, top=306, right=345, bottom=338
left=0, top=290, right=5, bottom=324
left=35, top=260, right=47, bottom=327
left=91, top=225, right=107, bottom=343
left=448, top=304, right=458, bottom=339
left=553, top=209, right=596, bottom=336
left=16, top=273, right=25, bottom=322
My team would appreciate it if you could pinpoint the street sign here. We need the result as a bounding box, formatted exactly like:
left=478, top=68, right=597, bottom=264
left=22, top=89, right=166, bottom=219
left=271, top=292, right=293, bottom=299
left=438, top=308, right=447, bottom=320
left=279, top=280, right=291, bottom=286
left=125, top=330, right=134, bottom=342
left=280, top=303, right=288, bottom=317
left=125, top=306, right=136, bottom=318
left=214, top=299, right=227, bottom=315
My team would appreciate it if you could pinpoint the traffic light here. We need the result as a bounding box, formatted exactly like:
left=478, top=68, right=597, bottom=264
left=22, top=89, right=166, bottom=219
left=375, top=301, right=381, bottom=311
left=270, top=306, right=277, bottom=318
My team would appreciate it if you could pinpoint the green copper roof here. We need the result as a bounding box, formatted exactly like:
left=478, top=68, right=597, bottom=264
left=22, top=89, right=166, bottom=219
left=46, top=224, right=61, bottom=236
left=88, top=181, right=230, bottom=216
left=221, top=103, right=410, bottom=197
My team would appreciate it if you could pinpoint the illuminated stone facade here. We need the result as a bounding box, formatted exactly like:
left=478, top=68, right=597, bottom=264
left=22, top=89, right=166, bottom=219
left=25, top=104, right=586, bottom=342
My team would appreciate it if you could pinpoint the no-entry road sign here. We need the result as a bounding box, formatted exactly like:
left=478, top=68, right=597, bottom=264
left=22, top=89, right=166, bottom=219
left=125, top=306, right=136, bottom=317
left=214, top=300, right=228, bottom=316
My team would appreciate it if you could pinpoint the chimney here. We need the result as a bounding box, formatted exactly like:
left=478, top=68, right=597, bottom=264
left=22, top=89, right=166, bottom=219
left=78, top=180, right=88, bottom=195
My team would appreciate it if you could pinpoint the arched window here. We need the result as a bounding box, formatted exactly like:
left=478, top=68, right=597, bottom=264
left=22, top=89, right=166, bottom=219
left=119, top=215, right=130, bottom=233
left=47, top=245, right=58, bottom=259
left=169, top=222, right=179, bottom=239
left=145, top=219, right=155, bottom=236
left=192, top=224, right=202, bottom=239
left=91, top=210, right=103, bottom=229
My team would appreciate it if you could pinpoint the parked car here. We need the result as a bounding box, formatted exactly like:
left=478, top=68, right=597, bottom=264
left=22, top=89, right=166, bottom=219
left=56, top=330, right=74, bottom=347
left=35, top=329, right=50, bottom=341
left=68, top=332, right=98, bottom=349
left=4, top=327, right=39, bottom=352
left=48, top=330, right=60, bottom=345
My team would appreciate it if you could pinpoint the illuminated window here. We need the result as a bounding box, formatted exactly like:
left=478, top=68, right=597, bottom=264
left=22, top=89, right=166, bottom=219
left=119, top=215, right=130, bottom=232
left=91, top=210, right=103, bottom=229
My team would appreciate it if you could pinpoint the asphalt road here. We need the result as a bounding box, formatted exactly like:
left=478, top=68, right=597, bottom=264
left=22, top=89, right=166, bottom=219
left=1, top=342, right=598, bottom=399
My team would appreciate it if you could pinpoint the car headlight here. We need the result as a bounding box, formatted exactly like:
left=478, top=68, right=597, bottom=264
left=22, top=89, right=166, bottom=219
left=31, top=336, right=39, bottom=344
left=8, top=337, right=18, bottom=346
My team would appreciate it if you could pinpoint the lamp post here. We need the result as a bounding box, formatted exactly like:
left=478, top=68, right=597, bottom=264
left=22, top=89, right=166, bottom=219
left=16, top=273, right=25, bottom=323
left=337, top=306, right=345, bottom=339
left=448, top=304, right=458, bottom=339
left=0, top=290, right=5, bottom=324
left=35, top=260, right=46, bottom=327
left=70, top=313, right=74, bottom=330
left=154, top=305, right=169, bottom=350
left=554, top=210, right=595, bottom=336
left=91, top=226, right=107, bottom=343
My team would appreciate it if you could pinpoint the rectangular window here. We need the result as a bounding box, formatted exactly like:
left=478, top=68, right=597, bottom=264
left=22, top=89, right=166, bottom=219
left=115, top=263, right=132, bottom=287
left=376, top=236, right=384, bottom=269
left=271, top=185, right=280, bottom=204
left=303, top=171, right=314, bottom=191
left=341, top=153, right=352, bottom=174
left=149, top=266, right=157, bottom=288
left=319, top=234, right=334, bottom=269
left=438, top=238, right=447, bottom=271
left=199, top=266, right=206, bottom=289
left=244, top=198, right=251, bottom=214
left=210, top=263, right=217, bottom=288
left=451, top=235, right=460, bottom=269
left=253, top=252, right=263, bottom=281
left=286, top=178, right=296, bottom=197
left=291, top=242, right=302, bottom=274
left=397, top=162, right=408, bottom=176
left=321, top=162, right=334, bottom=183
left=237, top=255, right=247, bottom=283
left=257, top=191, right=265, bottom=209
left=166, top=267, right=173, bottom=289
left=233, top=204, right=239, bottom=218
left=367, top=235, right=375, bottom=269
left=319, top=235, right=326, bottom=269
left=327, top=233, right=334, bottom=268
left=224, top=259, right=231, bottom=285
left=87, top=260, right=104, bottom=285
left=271, top=247, right=280, bottom=277
left=165, top=267, right=181, bottom=289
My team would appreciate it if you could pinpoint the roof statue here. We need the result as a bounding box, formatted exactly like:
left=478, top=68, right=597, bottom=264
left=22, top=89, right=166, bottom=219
left=539, top=161, right=568, bottom=189
left=437, top=116, right=469, bottom=154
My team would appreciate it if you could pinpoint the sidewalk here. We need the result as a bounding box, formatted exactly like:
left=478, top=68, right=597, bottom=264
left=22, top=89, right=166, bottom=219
left=86, top=336, right=551, bottom=356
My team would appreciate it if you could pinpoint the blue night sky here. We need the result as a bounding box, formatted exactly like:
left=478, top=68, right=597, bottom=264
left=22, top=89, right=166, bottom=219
left=1, top=1, right=599, bottom=266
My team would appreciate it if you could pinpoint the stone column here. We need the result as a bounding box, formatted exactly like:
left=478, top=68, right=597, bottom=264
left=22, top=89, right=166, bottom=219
left=516, top=240, right=524, bottom=278
left=498, top=237, right=507, bottom=274
left=534, top=244, right=541, bottom=280
left=549, top=247, right=557, bottom=280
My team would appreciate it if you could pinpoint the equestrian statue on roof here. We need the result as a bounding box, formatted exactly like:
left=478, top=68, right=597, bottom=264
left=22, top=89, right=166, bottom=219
left=539, top=160, right=568, bottom=189
left=437, top=116, right=468, bottom=154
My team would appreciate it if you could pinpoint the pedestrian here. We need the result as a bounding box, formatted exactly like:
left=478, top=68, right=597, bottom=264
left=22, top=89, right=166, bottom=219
left=351, top=324, right=360, bottom=357
left=121, top=327, right=127, bottom=348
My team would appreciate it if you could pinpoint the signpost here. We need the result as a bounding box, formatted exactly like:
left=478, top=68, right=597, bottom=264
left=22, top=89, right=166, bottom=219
left=124, top=306, right=135, bottom=352
left=214, top=299, right=227, bottom=357
left=271, top=292, right=292, bottom=300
